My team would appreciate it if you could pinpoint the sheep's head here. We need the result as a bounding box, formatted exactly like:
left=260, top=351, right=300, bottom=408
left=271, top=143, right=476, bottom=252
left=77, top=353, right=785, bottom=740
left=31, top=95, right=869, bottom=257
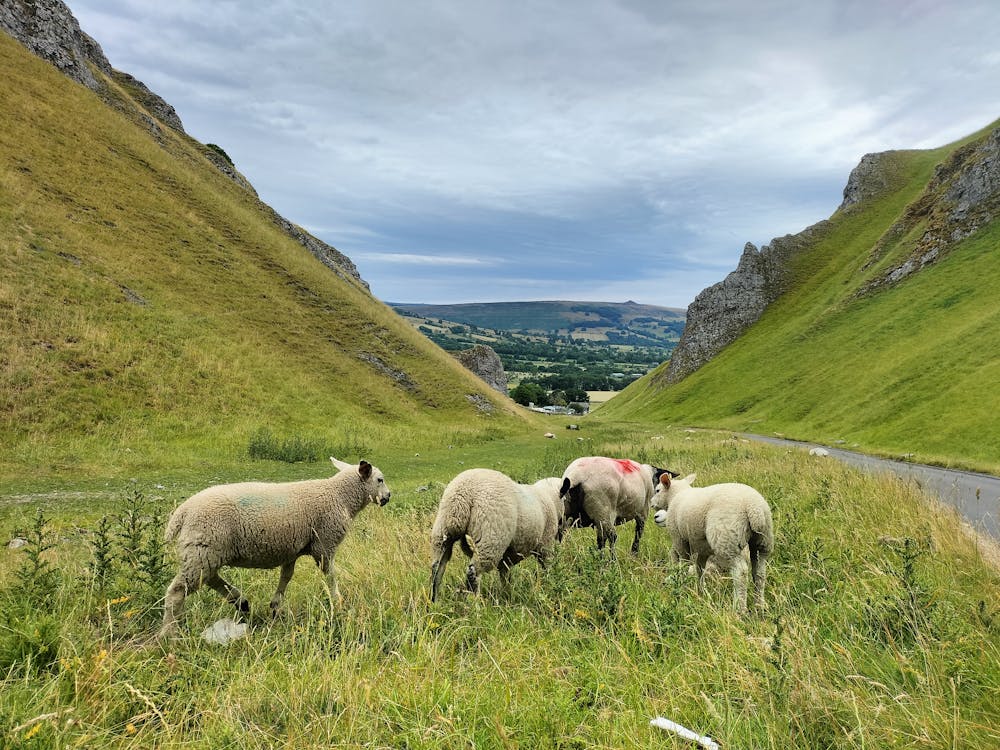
left=358, top=459, right=392, bottom=506
left=651, top=471, right=693, bottom=526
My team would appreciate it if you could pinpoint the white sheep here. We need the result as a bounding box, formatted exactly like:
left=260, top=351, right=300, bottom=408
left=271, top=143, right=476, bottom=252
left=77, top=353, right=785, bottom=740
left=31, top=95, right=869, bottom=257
left=559, top=456, right=672, bottom=556
left=430, top=468, right=563, bottom=601
left=652, top=472, right=774, bottom=612
left=159, top=457, right=391, bottom=637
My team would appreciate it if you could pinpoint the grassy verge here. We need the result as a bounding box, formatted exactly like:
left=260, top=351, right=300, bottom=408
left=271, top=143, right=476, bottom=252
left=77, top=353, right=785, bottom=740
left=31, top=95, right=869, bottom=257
left=1, top=423, right=997, bottom=748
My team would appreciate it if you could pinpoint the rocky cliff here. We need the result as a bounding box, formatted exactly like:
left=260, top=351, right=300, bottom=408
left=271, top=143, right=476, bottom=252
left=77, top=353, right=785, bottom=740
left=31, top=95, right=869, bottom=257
left=454, top=345, right=509, bottom=395
left=1, top=0, right=366, bottom=289
left=663, top=222, right=828, bottom=383
left=664, top=124, right=1000, bottom=383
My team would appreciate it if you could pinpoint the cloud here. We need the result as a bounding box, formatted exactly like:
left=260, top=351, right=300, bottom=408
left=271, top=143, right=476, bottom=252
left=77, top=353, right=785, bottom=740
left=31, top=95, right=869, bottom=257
left=71, top=0, right=1000, bottom=306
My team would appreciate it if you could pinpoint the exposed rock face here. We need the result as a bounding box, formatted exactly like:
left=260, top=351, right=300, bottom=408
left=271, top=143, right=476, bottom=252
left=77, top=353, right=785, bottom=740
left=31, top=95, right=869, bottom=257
left=663, top=222, right=828, bottom=383
left=665, top=124, right=999, bottom=384
left=1, top=0, right=367, bottom=290
left=857, top=126, right=1000, bottom=295
left=0, top=0, right=111, bottom=91
left=838, top=152, right=892, bottom=211
left=454, top=345, right=508, bottom=395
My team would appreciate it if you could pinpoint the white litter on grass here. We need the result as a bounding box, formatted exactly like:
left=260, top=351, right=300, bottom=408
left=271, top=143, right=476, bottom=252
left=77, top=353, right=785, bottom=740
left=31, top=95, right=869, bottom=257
left=650, top=717, right=720, bottom=750
left=809, top=447, right=830, bottom=457
left=201, top=618, right=248, bottom=645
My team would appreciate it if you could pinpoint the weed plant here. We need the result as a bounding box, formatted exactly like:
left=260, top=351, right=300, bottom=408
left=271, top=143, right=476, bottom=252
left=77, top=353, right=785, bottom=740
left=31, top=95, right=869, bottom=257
left=1, top=426, right=998, bottom=748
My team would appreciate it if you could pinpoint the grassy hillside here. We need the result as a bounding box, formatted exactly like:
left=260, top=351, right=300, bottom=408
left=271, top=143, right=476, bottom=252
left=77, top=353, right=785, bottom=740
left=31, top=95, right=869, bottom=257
left=0, top=33, right=538, bottom=481
left=601, top=122, right=1000, bottom=475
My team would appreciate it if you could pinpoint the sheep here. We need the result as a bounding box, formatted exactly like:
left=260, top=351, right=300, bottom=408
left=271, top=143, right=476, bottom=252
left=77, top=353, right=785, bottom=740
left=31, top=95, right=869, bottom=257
left=430, top=468, right=563, bottom=601
left=159, top=457, right=391, bottom=637
left=652, top=472, right=774, bottom=612
left=559, top=456, right=673, bottom=556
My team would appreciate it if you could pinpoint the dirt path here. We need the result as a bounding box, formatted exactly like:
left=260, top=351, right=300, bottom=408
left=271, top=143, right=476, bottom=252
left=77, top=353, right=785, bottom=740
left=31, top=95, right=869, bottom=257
left=743, top=433, right=1000, bottom=542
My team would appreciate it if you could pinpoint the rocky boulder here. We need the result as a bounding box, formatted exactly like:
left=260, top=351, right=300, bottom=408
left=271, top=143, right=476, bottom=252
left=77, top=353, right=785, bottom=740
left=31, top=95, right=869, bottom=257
left=454, top=345, right=508, bottom=395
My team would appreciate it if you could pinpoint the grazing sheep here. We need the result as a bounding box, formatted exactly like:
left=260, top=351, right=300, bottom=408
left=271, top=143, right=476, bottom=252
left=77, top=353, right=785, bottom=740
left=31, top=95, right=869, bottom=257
left=159, top=458, right=391, bottom=637
left=430, top=469, right=563, bottom=601
left=559, top=456, right=673, bottom=556
left=652, top=473, right=774, bottom=612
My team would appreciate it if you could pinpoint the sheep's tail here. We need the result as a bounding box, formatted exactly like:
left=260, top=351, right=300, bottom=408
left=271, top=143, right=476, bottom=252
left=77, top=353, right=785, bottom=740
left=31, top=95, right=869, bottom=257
left=164, top=505, right=187, bottom=543
left=746, top=501, right=774, bottom=556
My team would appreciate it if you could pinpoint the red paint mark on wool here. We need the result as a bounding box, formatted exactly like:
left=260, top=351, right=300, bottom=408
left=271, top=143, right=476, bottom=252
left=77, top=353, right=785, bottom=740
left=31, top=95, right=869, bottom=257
left=614, top=459, right=640, bottom=475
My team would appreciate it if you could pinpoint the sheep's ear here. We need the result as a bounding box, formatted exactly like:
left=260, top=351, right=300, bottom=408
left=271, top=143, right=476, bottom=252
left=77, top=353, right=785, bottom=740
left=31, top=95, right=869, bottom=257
left=658, top=473, right=671, bottom=489
left=559, top=477, right=571, bottom=498
left=685, top=473, right=697, bottom=485
left=330, top=457, right=353, bottom=473
left=358, top=460, right=372, bottom=480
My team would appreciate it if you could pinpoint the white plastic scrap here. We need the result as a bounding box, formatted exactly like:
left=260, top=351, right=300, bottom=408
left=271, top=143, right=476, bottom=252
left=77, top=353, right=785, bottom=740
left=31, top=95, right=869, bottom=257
left=201, top=618, right=248, bottom=645
left=650, top=717, right=720, bottom=750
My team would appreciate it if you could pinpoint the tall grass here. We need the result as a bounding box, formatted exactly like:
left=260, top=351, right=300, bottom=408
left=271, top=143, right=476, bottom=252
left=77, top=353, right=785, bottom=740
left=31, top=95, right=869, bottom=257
left=1, top=425, right=997, bottom=748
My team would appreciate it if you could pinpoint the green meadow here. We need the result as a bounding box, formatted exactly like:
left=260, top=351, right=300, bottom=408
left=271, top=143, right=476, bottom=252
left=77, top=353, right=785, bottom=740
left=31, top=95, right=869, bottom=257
left=1, top=424, right=999, bottom=749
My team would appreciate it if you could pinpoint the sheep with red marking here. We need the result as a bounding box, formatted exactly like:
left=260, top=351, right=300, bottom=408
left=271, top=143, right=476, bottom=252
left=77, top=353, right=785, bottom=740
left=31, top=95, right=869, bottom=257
left=559, top=456, right=672, bottom=556
left=652, top=472, right=774, bottom=613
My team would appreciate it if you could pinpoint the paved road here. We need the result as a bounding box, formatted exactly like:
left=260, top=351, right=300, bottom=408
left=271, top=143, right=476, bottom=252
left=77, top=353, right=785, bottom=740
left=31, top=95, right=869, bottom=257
left=743, top=434, right=1000, bottom=540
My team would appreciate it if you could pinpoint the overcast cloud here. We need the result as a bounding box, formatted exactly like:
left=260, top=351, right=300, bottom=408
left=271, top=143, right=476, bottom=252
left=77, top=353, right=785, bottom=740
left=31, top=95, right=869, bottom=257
left=70, top=0, right=999, bottom=308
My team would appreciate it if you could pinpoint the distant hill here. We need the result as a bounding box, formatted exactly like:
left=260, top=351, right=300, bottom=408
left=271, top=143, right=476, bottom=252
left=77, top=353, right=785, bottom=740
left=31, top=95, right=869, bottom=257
left=602, top=118, right=1000, bottom=474
left=392, top=300, right=685, bottom=348
left=0, top=9, right=530, bottom=479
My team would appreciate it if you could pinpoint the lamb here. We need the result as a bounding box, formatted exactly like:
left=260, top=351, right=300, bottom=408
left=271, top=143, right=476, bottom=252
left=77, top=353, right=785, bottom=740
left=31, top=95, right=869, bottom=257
left=652, top=472, right=774, bottom=613
left=159, top=457, right=391, bottom=637
left=559, top=456, right=673, bottom=556
left=430, top=468, right=563, bottom=601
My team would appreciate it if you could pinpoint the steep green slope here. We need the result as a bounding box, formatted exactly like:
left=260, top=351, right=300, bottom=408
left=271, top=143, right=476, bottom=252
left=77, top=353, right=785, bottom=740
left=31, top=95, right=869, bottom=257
left=602, top=123, right=1000, bottom=474
left=0, top=33, right=532, bottom=479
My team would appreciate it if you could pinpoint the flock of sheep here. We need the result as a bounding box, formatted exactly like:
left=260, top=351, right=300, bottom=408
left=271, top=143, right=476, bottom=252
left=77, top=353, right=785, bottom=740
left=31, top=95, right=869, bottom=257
left=158, top=456, right=774, bottom=638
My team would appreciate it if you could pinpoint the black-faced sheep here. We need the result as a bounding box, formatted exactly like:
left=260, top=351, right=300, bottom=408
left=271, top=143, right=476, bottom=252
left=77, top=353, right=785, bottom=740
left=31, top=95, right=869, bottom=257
left=652, top=472, right=774, bottom=612
left=559, top=456, right=673, bottom=556
left=159, top=458, right=391, bottom=637
left=430, top=468, right=563, bottom=601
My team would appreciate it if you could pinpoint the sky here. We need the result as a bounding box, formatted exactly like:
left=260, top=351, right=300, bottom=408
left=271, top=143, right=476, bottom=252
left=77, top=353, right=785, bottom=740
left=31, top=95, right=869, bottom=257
left=70, top=1, right=1000, bottom=309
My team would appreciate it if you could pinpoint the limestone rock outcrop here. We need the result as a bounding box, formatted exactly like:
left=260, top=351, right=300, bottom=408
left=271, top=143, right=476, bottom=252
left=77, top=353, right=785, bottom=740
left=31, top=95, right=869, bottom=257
left=454, top=345, right=509, bottom=395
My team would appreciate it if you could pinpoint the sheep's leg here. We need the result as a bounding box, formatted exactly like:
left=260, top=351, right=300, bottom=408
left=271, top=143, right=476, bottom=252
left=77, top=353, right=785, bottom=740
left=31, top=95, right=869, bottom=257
left=630, top=516, right=645, bottom=556
left=159, top=568, right=202, bottom=638
left=730, top=554, right=749, bottom=614
left=269, top=560, right=297, bottom=615
left=694, top=552, right=711, bottom=596
left=597, top=523, right=618, bottom=558
left=318, top=555, right=343, bottom=605
left=464, top=562, right=480, bottom=595
left=206, top=573, right=250, bottom=619
left=750, top=549, right=768, bottom=610
left=430, top=538, right=455, bottom=602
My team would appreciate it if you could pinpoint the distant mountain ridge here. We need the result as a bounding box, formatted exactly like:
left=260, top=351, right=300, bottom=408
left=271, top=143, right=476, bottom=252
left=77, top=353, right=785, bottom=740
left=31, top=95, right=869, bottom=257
left=392, top=300, right=685, bottom=348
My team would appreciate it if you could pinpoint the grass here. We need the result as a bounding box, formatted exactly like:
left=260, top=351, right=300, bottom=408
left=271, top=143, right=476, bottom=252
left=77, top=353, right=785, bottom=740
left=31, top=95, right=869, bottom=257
left=1, top=424, right=998, bottom=748
left=602, top=121, right=1000, bottom=475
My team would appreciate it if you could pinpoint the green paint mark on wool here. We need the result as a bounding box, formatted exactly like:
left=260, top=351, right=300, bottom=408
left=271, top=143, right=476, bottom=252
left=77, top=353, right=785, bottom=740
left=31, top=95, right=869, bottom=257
left=237, top=493, right=288, bottom=508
